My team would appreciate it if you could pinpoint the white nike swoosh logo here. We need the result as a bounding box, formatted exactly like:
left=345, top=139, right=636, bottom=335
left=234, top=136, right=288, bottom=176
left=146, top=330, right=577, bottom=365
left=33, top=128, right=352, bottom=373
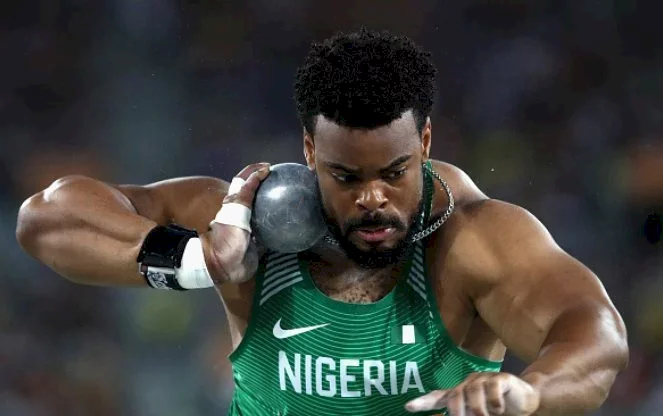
left=272, top=319, right=329, bottom=339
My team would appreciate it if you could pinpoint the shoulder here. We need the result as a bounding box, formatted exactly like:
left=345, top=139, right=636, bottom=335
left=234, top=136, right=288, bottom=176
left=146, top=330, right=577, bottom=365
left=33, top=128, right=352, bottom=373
left=460, top=198, right=555, bottom=258
left=428, top=160, right=548, bottom=248
left=463, top=200, right=576, bottom=303
left=428, top=161, right=559, bottom=288
left=428, top=160, right=488, bottom=213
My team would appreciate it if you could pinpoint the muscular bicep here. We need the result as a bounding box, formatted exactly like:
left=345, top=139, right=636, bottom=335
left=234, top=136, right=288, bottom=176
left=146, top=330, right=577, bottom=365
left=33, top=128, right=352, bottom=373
left=116, top=176, right=229, bottom=231
left=468, top=202, right=619, bottom=363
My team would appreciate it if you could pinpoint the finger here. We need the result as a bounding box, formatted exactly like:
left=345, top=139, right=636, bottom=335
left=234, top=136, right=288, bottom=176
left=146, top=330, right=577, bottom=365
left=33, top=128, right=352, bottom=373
left=223, top=164, right=271, bottom=208
left=234, top=162, right=270, bottom=181
left=224, top=162, right=270, bottom=198
left=484, top=377, right=506, bottom=414
left=211, top=164, right=270, bottom=234
left=503, top=376, right=539, bottom=414
left=464, top=380, right=489, bottom=416
left=446, top=389, right=466, bottom=416
left=405, top=390, right=449, bottom=412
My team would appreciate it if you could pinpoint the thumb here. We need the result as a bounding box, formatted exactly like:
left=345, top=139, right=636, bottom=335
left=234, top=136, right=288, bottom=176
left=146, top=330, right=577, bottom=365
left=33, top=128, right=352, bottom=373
left=503, top=377, right=540, bottom=415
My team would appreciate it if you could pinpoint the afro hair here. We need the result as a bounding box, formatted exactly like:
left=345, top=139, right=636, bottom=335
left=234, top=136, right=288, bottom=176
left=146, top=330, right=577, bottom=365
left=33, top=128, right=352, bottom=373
left=294, top=28, right=437, bottom=137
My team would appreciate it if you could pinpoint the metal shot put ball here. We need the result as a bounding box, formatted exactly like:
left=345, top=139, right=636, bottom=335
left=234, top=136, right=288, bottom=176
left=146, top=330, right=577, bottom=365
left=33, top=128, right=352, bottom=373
left=251, top=163, right=327, bottom=253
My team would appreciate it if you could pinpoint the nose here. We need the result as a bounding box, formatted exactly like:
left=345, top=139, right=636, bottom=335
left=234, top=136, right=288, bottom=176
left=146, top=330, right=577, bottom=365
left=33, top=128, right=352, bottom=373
left=355, top=182, right=388, bottom=212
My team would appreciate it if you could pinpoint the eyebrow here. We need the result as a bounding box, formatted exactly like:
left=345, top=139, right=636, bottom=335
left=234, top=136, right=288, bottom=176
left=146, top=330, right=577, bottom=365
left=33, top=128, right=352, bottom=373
left=324, top=155, right=412, bottom=174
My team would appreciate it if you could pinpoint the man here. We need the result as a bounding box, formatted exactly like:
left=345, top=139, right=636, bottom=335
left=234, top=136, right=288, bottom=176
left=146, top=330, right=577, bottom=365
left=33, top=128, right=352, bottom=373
left=16, top=29, right=628, bottom=415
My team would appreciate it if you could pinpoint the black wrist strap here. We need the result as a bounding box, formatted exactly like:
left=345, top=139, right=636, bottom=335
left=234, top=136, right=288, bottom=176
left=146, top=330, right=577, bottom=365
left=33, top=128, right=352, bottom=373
left=137, top=224, right=199, bottom=290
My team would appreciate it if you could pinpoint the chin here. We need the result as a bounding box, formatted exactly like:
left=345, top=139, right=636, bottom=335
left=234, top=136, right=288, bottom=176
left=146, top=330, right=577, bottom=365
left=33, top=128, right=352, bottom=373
left=342, top=232, right=415, bottom=270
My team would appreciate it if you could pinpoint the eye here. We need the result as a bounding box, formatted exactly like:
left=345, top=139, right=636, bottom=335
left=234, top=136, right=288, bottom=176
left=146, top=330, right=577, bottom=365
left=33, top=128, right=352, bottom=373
left=332, top=173, right=360, bottom=183
left=384, top=169, right=407, bottom=180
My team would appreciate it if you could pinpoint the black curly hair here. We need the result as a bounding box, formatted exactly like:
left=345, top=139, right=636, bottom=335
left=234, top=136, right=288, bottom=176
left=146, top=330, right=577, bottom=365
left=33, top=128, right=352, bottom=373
left=294, top=28, right=437, bottom=138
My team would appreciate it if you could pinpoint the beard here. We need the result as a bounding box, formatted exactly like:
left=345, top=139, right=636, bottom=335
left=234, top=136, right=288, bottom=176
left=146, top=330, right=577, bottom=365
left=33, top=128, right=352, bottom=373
left=325, top=197, right=424, bottom=269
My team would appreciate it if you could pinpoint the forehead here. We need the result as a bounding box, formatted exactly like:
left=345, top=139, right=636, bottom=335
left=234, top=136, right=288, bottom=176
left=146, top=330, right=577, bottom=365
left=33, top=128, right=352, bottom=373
left=313, top=111, right=420, bottom=167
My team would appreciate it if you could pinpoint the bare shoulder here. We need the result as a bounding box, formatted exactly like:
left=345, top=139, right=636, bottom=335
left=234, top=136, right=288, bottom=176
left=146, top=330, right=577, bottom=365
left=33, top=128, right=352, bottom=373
left=428, top=160, right=550, bottom=258
left=448, top=196, right=580, bottom=298
left=428, top=160, right=488, bottom=213
left=117, top=176, right=229, bottom=231
left=425, top=161, right=559, bottom=288
left=460, top=198, right=555, bottom=258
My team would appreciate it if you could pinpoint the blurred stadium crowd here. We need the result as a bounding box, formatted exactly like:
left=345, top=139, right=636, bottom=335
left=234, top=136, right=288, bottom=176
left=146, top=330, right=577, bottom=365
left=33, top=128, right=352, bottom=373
left=1, top=1, right=662, bottom=415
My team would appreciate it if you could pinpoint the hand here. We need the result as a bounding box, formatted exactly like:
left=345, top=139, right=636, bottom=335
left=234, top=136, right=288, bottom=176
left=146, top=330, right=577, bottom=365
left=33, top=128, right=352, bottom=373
left=405, top=372, right=540, bottom=416
left=201, top=162, right=271, bottom=284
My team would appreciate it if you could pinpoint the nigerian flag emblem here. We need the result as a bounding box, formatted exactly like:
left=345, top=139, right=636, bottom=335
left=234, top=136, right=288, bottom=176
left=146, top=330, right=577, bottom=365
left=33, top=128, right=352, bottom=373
left=392, top=324, right=425, bottom=345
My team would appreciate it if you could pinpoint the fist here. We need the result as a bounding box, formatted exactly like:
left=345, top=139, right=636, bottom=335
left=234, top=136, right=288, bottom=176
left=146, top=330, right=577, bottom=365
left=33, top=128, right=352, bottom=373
left=202, top=162, right=271, bottom=284
left=405, top=372, right=540, bottom=416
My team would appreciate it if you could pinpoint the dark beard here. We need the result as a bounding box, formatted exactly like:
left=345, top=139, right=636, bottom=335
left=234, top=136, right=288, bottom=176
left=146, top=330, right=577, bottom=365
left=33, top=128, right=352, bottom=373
left=326, top=198, right=424, bottom=269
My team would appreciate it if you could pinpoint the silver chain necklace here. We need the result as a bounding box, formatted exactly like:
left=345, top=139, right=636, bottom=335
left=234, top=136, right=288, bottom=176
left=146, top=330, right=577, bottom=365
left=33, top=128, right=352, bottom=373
left=323, top=163, right=455, bottom=246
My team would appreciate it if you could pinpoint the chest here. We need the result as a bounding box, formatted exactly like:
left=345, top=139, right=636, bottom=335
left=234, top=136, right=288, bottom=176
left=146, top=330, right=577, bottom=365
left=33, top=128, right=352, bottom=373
left=227, top=250, right=504, bottom=414
left=307, top=260, right=402, bottom=303
left=304, top=249, right=480, bottom=348
left=239, top=258, right=447, bottom=400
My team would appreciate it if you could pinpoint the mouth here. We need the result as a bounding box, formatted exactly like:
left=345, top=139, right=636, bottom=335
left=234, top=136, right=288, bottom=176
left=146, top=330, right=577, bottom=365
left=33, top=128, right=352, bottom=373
left=353, top=227, right=397, bottom=243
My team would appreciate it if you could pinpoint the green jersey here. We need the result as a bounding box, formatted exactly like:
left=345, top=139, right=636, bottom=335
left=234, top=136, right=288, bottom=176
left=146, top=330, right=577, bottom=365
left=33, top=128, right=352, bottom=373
left=227, top=165, right=502, bottom=415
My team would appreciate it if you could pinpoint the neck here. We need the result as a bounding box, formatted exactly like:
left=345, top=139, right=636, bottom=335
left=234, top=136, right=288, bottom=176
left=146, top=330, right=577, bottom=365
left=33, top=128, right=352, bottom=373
left=305, top=240, right=406, bottom=304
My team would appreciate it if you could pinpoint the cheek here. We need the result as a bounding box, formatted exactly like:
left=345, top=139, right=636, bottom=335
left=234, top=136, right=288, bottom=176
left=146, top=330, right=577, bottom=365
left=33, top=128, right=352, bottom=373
left=395, top=195, right=419, bottom=219
left=392, top=176, right=423, bottom=215
left=317, top=178, right=347, bottom=218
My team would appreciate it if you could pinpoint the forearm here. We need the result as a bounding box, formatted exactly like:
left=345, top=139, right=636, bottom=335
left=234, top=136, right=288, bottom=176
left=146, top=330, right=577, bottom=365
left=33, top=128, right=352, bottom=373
left=521, top=350, right=620, bottom=415
left=519, top=305, right=629, bottom=415
left=16, top=176, right=157, bottom=286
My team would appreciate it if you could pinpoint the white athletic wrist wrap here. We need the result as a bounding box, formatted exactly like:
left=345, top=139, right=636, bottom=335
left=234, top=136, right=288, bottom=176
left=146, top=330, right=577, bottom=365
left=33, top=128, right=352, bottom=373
left=175, top=238, right=214, bottom=289
left=212, top=203, right=252, bottom=232
left=227, top=177, right=246, bottom=195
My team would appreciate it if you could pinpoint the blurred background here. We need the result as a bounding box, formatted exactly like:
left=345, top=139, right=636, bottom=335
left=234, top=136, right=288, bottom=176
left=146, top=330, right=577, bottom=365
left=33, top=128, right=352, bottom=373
left=1, top=0, right=662, bottom=415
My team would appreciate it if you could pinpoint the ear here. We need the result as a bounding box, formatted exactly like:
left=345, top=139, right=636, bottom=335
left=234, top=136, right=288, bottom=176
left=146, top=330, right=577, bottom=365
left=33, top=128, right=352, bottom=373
left=303, top=130, right=315, bottom=170
left=421, top=117, right=431, bottom=161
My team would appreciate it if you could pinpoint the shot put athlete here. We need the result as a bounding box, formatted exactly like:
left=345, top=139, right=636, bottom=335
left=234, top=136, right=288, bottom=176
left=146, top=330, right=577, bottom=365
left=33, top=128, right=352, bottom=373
left=16, top=29, right=628, bottom=415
